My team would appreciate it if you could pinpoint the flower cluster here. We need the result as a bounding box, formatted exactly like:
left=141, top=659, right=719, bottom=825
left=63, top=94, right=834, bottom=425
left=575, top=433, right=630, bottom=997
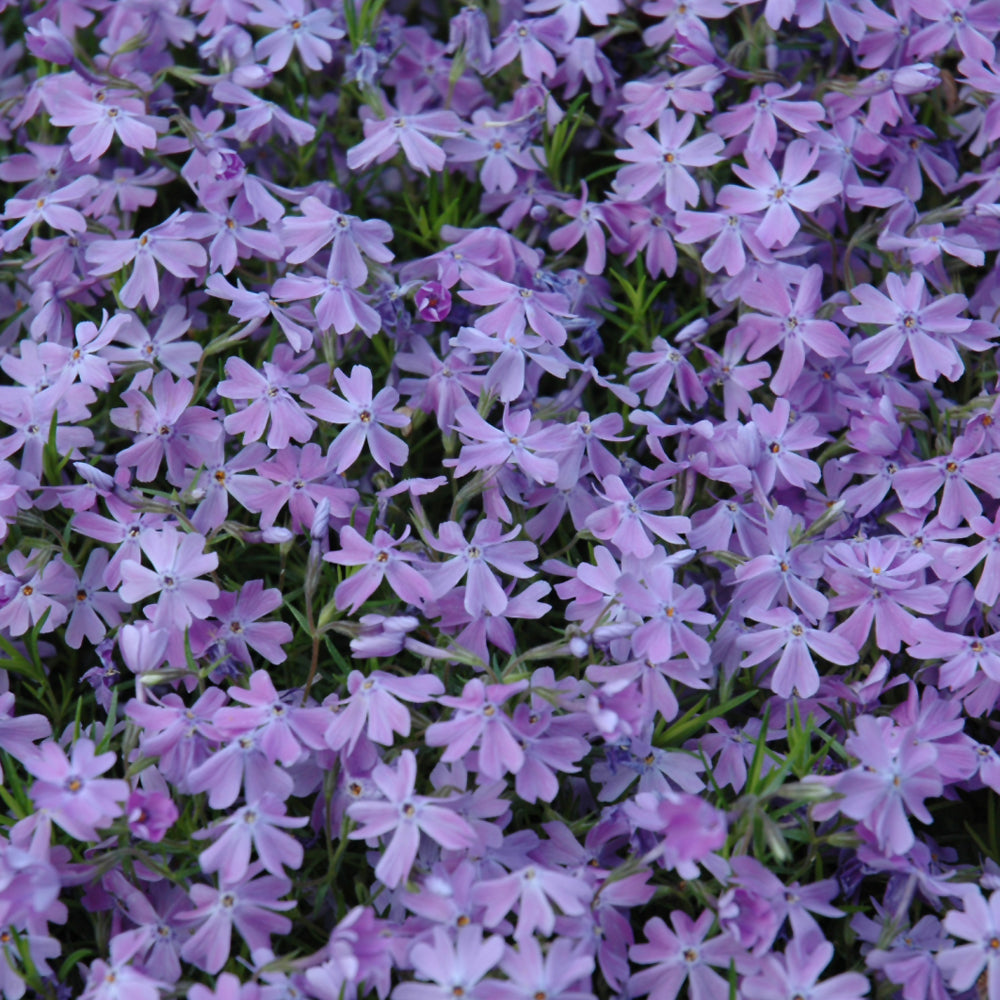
left=1, top=0, right=1000, bottom=998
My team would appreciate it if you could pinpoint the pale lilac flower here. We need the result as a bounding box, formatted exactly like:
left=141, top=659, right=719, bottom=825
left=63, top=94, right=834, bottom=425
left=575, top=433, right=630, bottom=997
left=118, top=526, right=219, bottom=631
left=325, top=525, right=433, bottom=612
left=939, top=888, right=1000, bottom=1000
left=450, top=405, right=573, bottom=484
left=489, top=937, right=595, bottom=1000
left=393, top=926, right=504, bottom=1000
left=474, top=862, right=593, bottom=941
left=718, top=141, right=843, bottom=248
left=248, top=0, right=345, bottom=71
left=0, top=693, right=50, bottom=775
left=109, top=371, right=220, bottom=483
left=834, top=715, right=943, bottom=855
left=196, top=793, right=307, bottom=883
left=742, top=935, right=869, bottom=1000
left=348, top=749, right=477, bottom=888
left=326, top=670, right=443, bottom=752
left=739, top=265, right=850, bottom=395
left=26, top=738, right=129, bottom=842
left=347, top=101, right=463, bottom=176
left=738, top=607, right=858, bottom=698
left=844, top=272, right=978, bottom=382
left=629, top=911, right=742, bottom=1000
left=65, top=548, right=127, bottom=649
left=303, top=365, right=409, bottom=474
left=280, top=196, right=394, bottom=280
left=710, top=83, right=826, bottom=157
left=43, top=76, right=166, bottom=162
left=87, top=212, right=210, bottom=311
left=0, top=549, right=74, bottom=636
left=2, top=174, right=96, bottom=251
left=426, top=519, right=537, bottom=616
left=893, top=427, right=1000, bottom=528
left=425, top=678, right=529, bottom=780
left=195, top=581, right=294, bottom=667
left=80, top=930, right=169, bottom=1000
left=615, top=110, right=724, bottom=209
left=178, top=866, right=294, bottom=974
left=217, top=357, right=316, bottom=450
left=460, top=270, right=573, bottom=346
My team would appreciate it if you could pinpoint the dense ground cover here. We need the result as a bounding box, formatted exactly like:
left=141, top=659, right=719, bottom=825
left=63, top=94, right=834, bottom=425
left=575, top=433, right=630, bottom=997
left=2, top=0, right=1000, bottom=997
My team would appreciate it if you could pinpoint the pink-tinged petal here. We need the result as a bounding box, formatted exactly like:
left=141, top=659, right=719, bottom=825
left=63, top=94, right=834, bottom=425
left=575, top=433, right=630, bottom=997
left=842, top=284, right=899, bottom=325
left=375, top=820, right=420, bottom=887
left=367, top=425, right=408, bottom=472
left=755, top=200, right=799, bottom=248
left=328, top=423, right=367, bottom=474
left=788, top=172, right=842, bottom=211
left=853, top=329, right=905, bottom=373
left=417, top=803, right=476, bottom=848
left=346, top=124, right=398, bottom=171
left=717, top=185, right=768, bottom=214
left=119, top=562, right=163, bottom=604
left=347, top=800, right=400, bottom=839
left=804, top=628, right=858, bottom=665
left=772, top=639, right=819, bottom=697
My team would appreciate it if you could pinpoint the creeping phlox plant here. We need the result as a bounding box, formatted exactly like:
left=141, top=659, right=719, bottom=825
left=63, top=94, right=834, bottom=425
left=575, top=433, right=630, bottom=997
left=3, top=0, right=1000, bottom=997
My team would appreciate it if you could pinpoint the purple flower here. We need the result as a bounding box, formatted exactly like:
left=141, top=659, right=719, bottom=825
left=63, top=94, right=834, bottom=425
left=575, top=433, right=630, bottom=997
left=742, top=934, right=869, bottom=1000
left=195, top=793, right=307, bottom=883
left=251, top=443, right=358, bottom=533
left=450, top=405, right=574, bottom=484
left=427, top=518, right=537, bottom=616
left=217, top=357, right=316, bottom=451
left=473, top=861, right=593, bottom=941
left=2, top=174, right=96, bottom=251
left=26, top=738, right=129, bottom=842
left=0, top=693, right=50, bottom=773
left=178, top=865, right=294, bottom=974
left=192, top=582, right=293, bottom=667
left=189, top=972, right=263, bottom=1000
left=585, top=475, right=690, bottom=558
left=109, top=371, right=221, bottom=484
left=303, top=365, right=410, bottom=474
left=393, top=926, right=504, bottom=1000
left=119, top=526, right=219, bottom=631
left=833, top=715, right=944, bottom=855
left=710, top=82, right=826, bottom=157
left=347, top=101, right=463, bottom=176
left=326, top=523, right=432, bottom=611
left=43, top=74, right=166, bottom=162
left=87, top=212, right=210, bottom=311
left=629, top=911, right=743, bottom=1000
left=425, top=678, right=529, bottom=779
left=415, top=281, right=453, bottom=321
left=844, top=272, right=975, bottom=381
left=739, top=265, right=850, bottom=395
left=489, top=937, right=595, bottom=1000
left=248, top=0, right=344, bottom=71
left=893, top=427, right=1000, bottom=528
left=81, top=930, right=168, bottom=1000
left=348, top=749, right=478, bottom=888
left=126, top=789, right=179, bottom=843
left=739, top=607, right=858, bottom=698
left=615, top=110, right=724, bottom=209
left=326, top=669, right=444, bottom=752
left=280, top=196, right=394, bottom=279
left=0, top=549, right=74, bottom=637
left=939, top=888, right=1000, bottom=1000
left=718, top=141, right=843, bottom=248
